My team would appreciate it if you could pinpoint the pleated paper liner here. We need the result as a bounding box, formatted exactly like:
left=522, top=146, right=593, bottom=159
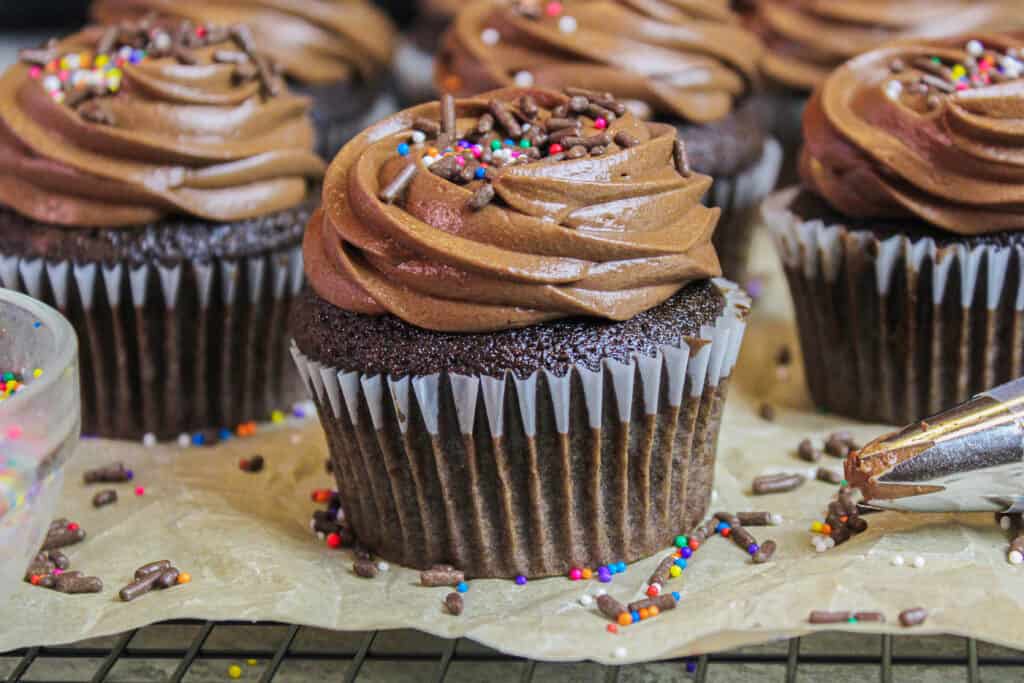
left=291, top=279, right=751, bottom=579
left=706, top=137, right=783, bottom=283
left=0, top=244, right=306, bottom=440
left=766, top=186, right=1024, bottom=425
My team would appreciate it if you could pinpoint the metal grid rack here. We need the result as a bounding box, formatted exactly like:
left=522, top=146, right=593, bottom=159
left=4, top=621, right=1024, bottom=683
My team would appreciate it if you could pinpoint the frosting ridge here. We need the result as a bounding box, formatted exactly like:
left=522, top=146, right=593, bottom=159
left=801, top=35, right=1024, bottom=234
left=92, top=0, right=396, bottom=86
left=436, top=0, right=761, bottom=124
left=305, top=87, right=722, bottom=333
left=0, top=22, right=325, bottom=228
left=754, top=0, right=1021, bottom=92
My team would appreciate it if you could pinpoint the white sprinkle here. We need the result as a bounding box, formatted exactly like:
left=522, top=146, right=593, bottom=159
left=558, top=15, right=578, bottom=33
left=289, top=434, right=302, bottom=445
left=316, top=531, right=325, bottom=541
left=377, top=561, right=390, bottom=572
left=411, top=130, right=426, bottom=145
left=884, top=80, right=903, bottom=100
left=595, top=588, right=607, bottom=597
left=891, top=555, right=905, bottom=567
left=1002, top=57, right=1022, bottom=79
left=811, top=536, right=825, bottom=548
left=422, top=155, right=436, bottom=166
left=1001, top=516, right=1013, bottom=531
left=824, top=537, right=836, bottom=549
left=711, top=489, right=719, bottom=503
left=309, top=519, right=316, bottom=531
left=770, top=513, right=783, bottom=526
left=481, top=28, right=500, bottom=45
left=514, top=71, right=534, bottom=87
left=176, top=433, right=191, bottom=448
left=813, top=539, right=827, bottom=553
left=579, top=594, right=594, bottom=607
left=1009, top=550, right=1024, bottom=565
left=966, top=39, right=984, bottom=57
left=142, top=432, right=157, bottom=447
left=912, top=556, right=925, bottom=569
left=153, top=32, right=172, bottom=50
left=522, top=123, right=531, bottom=132
left=42, top=75, right=61, bottom=92
left=612, top=647, right=627, bottom=660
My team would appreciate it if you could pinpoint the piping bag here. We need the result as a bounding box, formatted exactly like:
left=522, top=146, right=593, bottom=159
left=846, top=377, right=1024, bottom=513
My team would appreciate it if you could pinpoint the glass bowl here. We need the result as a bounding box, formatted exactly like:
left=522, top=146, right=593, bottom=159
left=0, top=287, right=79, bottom=601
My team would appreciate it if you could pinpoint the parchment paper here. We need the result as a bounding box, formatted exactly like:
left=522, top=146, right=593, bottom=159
left=1, top=233, right=1020, bottom=665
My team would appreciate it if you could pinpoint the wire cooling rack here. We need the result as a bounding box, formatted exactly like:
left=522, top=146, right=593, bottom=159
left=4, top=622, right=1024, bottom=682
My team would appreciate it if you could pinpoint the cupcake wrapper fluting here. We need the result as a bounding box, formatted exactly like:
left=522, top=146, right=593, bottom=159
left=0, top=246, right=306, bottom=440
left=706, top=138, right=783, bottom=282
left=291, top=279, right=750, bottom=578
left=767, top=187, right=1024, bottom=425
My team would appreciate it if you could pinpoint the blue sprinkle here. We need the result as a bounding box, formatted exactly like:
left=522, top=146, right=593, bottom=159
left=514, top=575, right=527, bottom=586
left=674, top=558, right=687, bottom=570
left=32, top=321, right=41, bottom=328
left=219, top=428, right=232, bottom=441
left=686, top=660, right=697, bottom=673
left=598, top=565, right=610, bottom=575
left=680, top=547, right=693, bottom=560
left=672, top=591, right=681, bottom=601
left=191, top=433, right=205, bottom=446
left=598, top=573, right=612, bottom=583
left=504, top=138, right=514, bottom=146
left=456, top=581, right=468, bottom=593
left=615, top=561, right=626, bottom=573
left=630, top=610, right=640, bottom=623
left=397, top=143, right=410, bottom=156
left=716, top=521, right=730, bottom=533
left=474, top=167, right=486, bottom=180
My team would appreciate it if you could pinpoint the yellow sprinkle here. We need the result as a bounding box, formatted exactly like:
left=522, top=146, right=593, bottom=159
left=32, top=368, right=42, bottom=378
left=246, top=659, right=257, bottom=666
left=951, top=65, right=966, bottom=79
left=228, top=664, right=242, bottom=679
left=669, top=565, right=682, bottom=578
left=810, top=522, right=823, bottom=533
left=270, top=410, right=285, bottom=423
left=59, top=57, right=70, bottom=71
left=95, top=54, right=109, bottom=68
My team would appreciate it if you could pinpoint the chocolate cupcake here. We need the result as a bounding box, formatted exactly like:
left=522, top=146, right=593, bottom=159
left=290, top=88, right=751, bottom=578
left=394, top=0, right=461, bottom=105
left=749, top=0, right=1022, bottom=182
left=91, top=0, right=398, bottom=158
left=765, top=35, right=1024, bottom=425
left=434, top=0, right=782, bottom=281
left=0, top=22, right=325, bottom=439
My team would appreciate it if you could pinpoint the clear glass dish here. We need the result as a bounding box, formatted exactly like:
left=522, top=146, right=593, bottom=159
left=0, top=287, right=79, bottom=601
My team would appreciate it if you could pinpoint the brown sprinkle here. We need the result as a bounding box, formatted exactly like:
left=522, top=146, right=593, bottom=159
left=737, top=511, right=777, bottom=526
left=797, top=438, right=822, bottom=463
left=854, top=611, right=885, bottom=623
left=809, top=610, right=851, bottom=624
left=673, top=139, right=691, bottom=177
left=752, top=540, right=776, bottom=564
left=568, top=95, right=589, bottom=113
left=899, top=607, right=928, bottom=627
left=56, top=574, right=103, bottom=594
left=379, top=163, right=419, bottom=204
left=627, top=594, right=677, bottom=614
left=468, top=183, right=496, bottom=211
left=597, top=594, right=628, bottom=620
left=440, top=93, right=457, bottom=136
left=92, top=489, right=118, bottom=508
left=759, top=403, right=775, bottom=421
left=520, top=94, right=539, bottom=119
left=646, top=554, right=676, bottom=587
left=135, top=560, right=172, bottom=580
left=752, top=473, right=805, bottom=495
left=489, top=99, right=522, bottom=138
left=354, top=558, right=379, bottom=579
left=613, top=131, right=639, bottom=148
left=445, top=592, right=464, bottom=616
left=567, top=145, right=587, bottom=159
left=816, top=467, right=843, bottom=485
left=414, top=117, right=442, bottom=137
left=421, top=566, right=465, bottom=587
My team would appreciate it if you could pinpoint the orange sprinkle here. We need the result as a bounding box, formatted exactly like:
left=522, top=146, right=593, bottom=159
left=582, top=568, right=593, bottom=580
left=639, top=608, right=650, bottom=620
left=30, top=575, right=41, bottom=585
left=821, top=524, right=833, bottom=535
left=840, top=515, right=849, bottom=524
left=617, top=612, right=631, bottom=626
left=648, top=606, right=660, bottom=618
left=177, top=572, right=192, bottom=585
left=441, top=74, right=462, bottom=93
left=606, top=624, right=618, bottom=634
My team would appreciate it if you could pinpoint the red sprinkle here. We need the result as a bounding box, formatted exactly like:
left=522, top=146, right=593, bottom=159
left=606, top=623, right=618, bottom=634
left=688, top=538, right=700, bottom=551
left=326, top=532, right=342, bottom=549
left=30, top=575, right=41, bottom=585
left=134, top=486, right=145, bottom=497
left=67, top=522, right=80, bottom=532
left=721, top=528, right=732, bottom=538
left=545, top=2, right=563, bottom=16
left=239, top=458, right=250, bottom=470
left=312, top=489, right=332, bottom=503
left=646, top=584, right=660, bottom=597
left=548, top=143, right=564, bottom=155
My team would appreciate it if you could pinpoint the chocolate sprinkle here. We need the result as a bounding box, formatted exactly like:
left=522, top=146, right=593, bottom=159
left=379, top=163, right=419, bottom=204
left=468, top=183, right=495, bottom=210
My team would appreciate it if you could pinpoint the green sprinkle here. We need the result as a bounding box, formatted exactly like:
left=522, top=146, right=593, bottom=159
left=840, top=480, right=848, bottom=487
left=519, top=139, right=531, bottom=148
left=674, top=535, right=687, bottom=548
left=932, top=57, right=942, bottom=64
left=848, top=617, right=858, bottom=624
left=490, top=140, right=502, bottom=151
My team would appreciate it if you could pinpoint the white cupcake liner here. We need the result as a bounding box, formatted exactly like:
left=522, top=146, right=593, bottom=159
left=291, top=278, right=750, bottom=577
left=0, top=246, right=305, bottom=439
left=766, top=186, right=1024, bottom=424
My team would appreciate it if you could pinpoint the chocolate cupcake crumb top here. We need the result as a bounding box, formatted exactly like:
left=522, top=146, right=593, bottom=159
left=802, top=35, right=1024, bottom=234
left=0, top=19, right=324, bottom=228
left=437, top=0, right=761, bottom=124
left=305, top=87, right=723, bottom=334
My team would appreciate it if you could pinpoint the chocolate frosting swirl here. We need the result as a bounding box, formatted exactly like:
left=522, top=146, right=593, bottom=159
left=754, top=0, right=1020, bottom=92
left=0, top=25, right=325, bottom=228
left=305, top=88, right=722, bottom=333
left=801, top=35, right=1024, bottom=234
left=92, top=0, right=397, bottom=86
left=437, top=1, right=761, bottom=124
